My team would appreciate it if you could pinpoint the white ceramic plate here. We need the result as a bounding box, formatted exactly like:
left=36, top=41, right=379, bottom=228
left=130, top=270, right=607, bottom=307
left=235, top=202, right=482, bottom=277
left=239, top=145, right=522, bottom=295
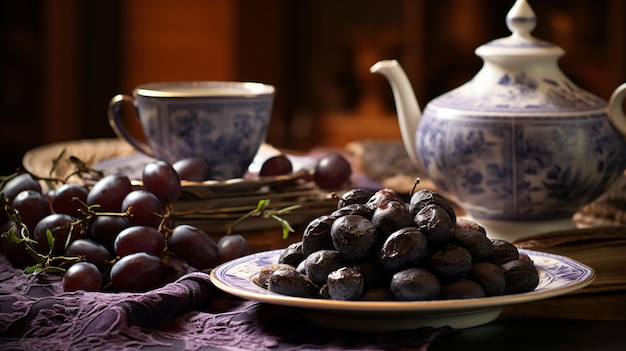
left=210, top=249, right=595, bottom=331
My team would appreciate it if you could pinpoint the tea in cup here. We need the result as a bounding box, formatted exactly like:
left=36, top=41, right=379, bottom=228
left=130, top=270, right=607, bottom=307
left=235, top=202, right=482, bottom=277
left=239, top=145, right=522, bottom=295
left=108, top=81, right=275, bottom=180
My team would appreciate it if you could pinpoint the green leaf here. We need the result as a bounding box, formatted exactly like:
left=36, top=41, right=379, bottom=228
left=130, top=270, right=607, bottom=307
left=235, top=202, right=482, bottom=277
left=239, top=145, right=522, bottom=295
left=256, top=199, right=270, bottom=211
left=64, top=224, right=75, bottom=250
left=46, top=229, right=55, bottom=254
left=272, top=214, right=295, bottom=239
left=25, top=245, right=45, bottom=265
left=44, top=266, right=66, bottom=274
left=24, top=265, right=42, bottom=274
left=1, top=226, right=20, bottom=243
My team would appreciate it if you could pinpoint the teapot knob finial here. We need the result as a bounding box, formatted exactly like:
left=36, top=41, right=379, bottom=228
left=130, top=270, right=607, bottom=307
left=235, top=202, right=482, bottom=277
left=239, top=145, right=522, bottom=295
left=506, top=0, right=537, bottom=39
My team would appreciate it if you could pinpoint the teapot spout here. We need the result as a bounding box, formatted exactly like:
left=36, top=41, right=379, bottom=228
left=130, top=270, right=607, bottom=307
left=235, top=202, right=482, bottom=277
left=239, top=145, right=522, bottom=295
left=370, top=60, right=422, bottom=168
left=609, top=83, right=626, bottom=137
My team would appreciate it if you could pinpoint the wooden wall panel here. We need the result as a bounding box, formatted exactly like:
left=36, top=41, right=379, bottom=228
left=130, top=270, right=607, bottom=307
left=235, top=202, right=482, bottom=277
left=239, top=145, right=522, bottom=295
left=41, top=0, right=82, bottom=143
left=120, top=0, right=237, bottom=93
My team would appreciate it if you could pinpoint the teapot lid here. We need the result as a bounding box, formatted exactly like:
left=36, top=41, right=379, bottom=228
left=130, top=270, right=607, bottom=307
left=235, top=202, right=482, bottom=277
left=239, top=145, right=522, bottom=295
left=428, top=0, right=607, bottom=113
left=475, top=0, right=564, bottom=64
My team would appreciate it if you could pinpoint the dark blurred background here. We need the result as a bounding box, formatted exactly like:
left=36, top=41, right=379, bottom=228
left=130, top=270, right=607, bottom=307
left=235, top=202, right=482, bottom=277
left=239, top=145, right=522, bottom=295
left=1, top=0, right=624, bottom=175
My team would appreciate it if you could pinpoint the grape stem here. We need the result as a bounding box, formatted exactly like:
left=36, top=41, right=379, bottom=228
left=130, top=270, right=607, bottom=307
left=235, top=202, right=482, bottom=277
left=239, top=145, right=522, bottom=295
left=158, top=203, right=174, bottom=237
left=1, top=152, right=125, bottom=277
left=409, top=178, right=421, bottom=197
left=1, top=198, right=82, bottom=276
left=14, top=149, right=107, bottom=190
left=50, top=150, right=105, bottom=182
left=226, top=199, right=300, bottom=239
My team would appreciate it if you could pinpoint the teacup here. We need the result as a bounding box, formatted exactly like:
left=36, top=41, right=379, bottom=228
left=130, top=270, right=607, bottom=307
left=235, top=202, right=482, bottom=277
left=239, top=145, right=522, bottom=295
left=108, top=81, right=275, bottom=180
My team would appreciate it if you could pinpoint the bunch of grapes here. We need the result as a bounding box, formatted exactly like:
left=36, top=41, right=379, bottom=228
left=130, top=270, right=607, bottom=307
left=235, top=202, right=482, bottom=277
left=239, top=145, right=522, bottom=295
left=0, top=160, right=242, bottom=292
left=0, top=151, right=353, bottom=293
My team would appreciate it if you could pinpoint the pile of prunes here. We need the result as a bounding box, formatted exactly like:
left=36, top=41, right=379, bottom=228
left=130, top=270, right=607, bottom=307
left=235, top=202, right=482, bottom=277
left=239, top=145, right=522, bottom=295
left=256, top=188, right=540, bottom=301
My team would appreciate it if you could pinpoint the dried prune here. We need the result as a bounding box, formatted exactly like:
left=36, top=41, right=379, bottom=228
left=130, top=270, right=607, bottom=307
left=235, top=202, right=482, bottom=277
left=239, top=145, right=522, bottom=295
left=491, top=239, right=520, bottom=265
left=379, top=227, right=427, bottom=271
left=470, top=261, right=506, bottom=296
left=330, top=203, right=373, bottom=220
left=409, top=189, right=456, bottom=222
left=257, top=263, right=294, bottom=289
left=268, top=267, right=317, bottom=298
left=390, top=267, right=440, bottom=301
left=453, top=227, right=493, bottom=262
left=371, top=200, right=413, bottom=236
left=354, top=260, right=390, bottom=289
left=303, top=249, right=347, bottom=286
left=414, top=204, right=454, bottom=244
left=501, top=259, right=539, bottom=294
left=337, top=188, right=374, bottom=208
left=365, top=188, right=403, bottom=211
left=327, top=267, right=364, bottom=300
left=440, top=278, right=486, bottom=299
left=278, top=241, right=305, bottom=267
left=427, top=244, right=472, bottom=278
left=330, top=214, right=377, bottom=260
left=302, top=215, right=335, bottom=256
left=455, top=218, right=486, bottom=234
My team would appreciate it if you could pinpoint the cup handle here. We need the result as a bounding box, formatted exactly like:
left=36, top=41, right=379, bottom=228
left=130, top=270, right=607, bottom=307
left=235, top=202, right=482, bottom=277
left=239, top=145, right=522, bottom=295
left=107, top=94, right=154, bottom=157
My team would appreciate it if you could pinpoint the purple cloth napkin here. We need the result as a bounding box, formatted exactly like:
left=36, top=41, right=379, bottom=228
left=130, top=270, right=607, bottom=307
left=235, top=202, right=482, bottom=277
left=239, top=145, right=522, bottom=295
left=0, top=253, right=450, bottom=351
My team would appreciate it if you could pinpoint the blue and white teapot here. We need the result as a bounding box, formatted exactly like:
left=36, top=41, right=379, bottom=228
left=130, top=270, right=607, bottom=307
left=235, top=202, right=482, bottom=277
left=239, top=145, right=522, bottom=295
left=371, top=0, right=626, bottom=235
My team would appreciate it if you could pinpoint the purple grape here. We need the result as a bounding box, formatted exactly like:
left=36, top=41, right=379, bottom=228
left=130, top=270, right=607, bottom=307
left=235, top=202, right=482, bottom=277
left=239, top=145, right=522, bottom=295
left=168, top=224, right=220, bottom=269
left=1, top=173, right=42, bottom=222
left=313, top=153, right=352, bottom=189
left=33, top=213, right=79, bottom=255
left=142, top=161, right=181, bottom=203
left=1, top=173, right=42, bottom=201
left=65, top=238, right=112, bottom=272
left=114, top=225, right=165, bottom=257
left=52, top=183, right=89, bottom=218
left=259, top=155, right=293, bottom=177
left=87, top=215, right=130, bottom=253
left=217, top=234, right=249, bottom=263
left=110, top=252, right=163, bottom=292
left=0, top=220, right=35, bottom=268
left=87, top=174, right=133, bottom=212
left=62, top=261, right=102, bottom=292
left=173, top=157, right=211, bottom=181
left=121, top=189, right=162, bottom=227
left=11, top=189, right=52, bottom=232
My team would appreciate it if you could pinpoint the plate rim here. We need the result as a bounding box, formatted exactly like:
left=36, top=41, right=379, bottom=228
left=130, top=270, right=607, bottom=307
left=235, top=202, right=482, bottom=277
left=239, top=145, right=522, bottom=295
left=209, top=248, right=596, bottom=313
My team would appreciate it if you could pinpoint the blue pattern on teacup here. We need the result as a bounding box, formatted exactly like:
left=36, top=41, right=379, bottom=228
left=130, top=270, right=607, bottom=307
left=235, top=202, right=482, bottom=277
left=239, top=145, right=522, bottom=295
left=141, top=97, right=272, bottom=180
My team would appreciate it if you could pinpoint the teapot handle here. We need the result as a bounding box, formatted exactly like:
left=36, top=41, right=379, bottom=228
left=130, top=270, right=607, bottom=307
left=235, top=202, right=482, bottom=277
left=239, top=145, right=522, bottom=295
left=609, top=83, right=626, bottom=137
